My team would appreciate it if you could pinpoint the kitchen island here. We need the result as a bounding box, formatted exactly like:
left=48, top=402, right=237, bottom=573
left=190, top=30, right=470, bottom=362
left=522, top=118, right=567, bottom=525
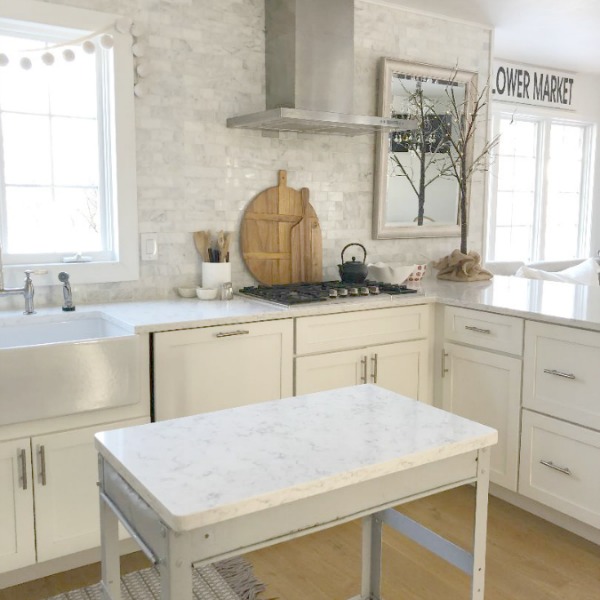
left=95, top=384, right=497, bottom=600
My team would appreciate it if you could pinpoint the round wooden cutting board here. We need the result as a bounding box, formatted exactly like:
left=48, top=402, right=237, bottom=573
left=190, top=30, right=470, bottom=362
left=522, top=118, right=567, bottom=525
left=241, top=170, right=323, bottom=285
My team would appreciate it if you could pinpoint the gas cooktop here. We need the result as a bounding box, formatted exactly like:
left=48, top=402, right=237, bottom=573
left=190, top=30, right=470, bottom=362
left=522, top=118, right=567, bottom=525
left=238, top=281, right=417, bottom=306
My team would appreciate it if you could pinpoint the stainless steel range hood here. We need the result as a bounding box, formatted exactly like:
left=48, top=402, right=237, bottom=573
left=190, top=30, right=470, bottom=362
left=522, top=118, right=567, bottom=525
left=226, top=0, right=416, bottom=137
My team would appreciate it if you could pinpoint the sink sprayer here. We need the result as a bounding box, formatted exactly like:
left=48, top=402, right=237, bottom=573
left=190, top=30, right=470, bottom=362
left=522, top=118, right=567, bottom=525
left=58, top=271, right=75, bottom=312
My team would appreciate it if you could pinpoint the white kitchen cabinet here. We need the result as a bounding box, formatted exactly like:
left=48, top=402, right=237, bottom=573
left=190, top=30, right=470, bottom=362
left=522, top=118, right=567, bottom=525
left=295, top=307, right=431, bottom=402
left=444, top=305, right=523, bottom=355
left=32, top=419, right=146, bottom=563
left=523, top=321, right=600, bottom=430
left=296, top=340, right=429, bottom=400
left=153, top=319, right=294, bottom=420
left=295, top=348, right=365, bottom=394
left=442, top=342, right=522, bottom=490
left=0, top=418, right=147, bottom=574
left=441, top=307, right=523, bottom=491
left=0, top=439, right=35, bottom=573
left=520, top=409, right=600, bottom=529
left=520, top=322, right=600, bottom=529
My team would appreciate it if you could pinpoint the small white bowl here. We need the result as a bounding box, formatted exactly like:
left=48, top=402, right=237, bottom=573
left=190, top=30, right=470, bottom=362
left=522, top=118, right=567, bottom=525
left=196, top=287, right=218, bottom=300
left=177, top=287, right=197, bottom=298
left=367, top=263, right=416, bottom=284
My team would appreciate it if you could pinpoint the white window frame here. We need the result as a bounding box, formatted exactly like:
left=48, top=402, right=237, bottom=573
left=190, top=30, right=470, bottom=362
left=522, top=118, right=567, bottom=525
left=486, top=107, right=595, bottom=263
left=0, top=0, right=138, bottom=287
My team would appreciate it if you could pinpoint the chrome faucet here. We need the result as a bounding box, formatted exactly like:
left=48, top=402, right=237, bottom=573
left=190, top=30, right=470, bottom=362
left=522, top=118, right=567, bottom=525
left=58, top=271, right=75, bottom=311
left=0, top=270, right=39, bottom=315
left=0, top=244, right=46, bottom=314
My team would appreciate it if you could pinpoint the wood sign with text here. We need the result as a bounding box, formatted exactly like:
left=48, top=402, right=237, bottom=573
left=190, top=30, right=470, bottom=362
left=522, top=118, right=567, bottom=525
left=492, top=60, right=575, bottom=110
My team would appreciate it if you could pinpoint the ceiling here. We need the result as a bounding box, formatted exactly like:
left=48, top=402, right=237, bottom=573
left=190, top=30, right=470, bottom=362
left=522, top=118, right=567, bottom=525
left=386, top=0, right=600, bottom=75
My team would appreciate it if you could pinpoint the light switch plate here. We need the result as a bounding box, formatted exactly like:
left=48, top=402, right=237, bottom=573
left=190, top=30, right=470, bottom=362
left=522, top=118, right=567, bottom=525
left=140, top=233, right=158, bottom=261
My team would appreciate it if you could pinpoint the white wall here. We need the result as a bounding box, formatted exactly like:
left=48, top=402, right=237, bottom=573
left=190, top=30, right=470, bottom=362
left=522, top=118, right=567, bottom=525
left=25, top=0, right=492, bottom=307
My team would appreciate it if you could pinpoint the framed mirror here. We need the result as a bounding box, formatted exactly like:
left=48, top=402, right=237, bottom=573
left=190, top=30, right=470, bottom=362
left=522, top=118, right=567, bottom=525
left=373, top=58, right=478, bottom=239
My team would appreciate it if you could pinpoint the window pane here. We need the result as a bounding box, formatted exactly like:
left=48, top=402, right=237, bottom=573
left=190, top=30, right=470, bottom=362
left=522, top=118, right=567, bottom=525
left=542, top=123, right=586, bottom=259
left=2, top=113, right=52, bottom=185
left=52, top=116, right=100, bottom=186
left=495, top=225, right=532, bottom=262
left=49, top=53, right=98, bottom=118
left=491, top=117, right=538, bottom=261
left=5, top=185, right=102, bottom=253
left=0, top=35, right=50, bottom=114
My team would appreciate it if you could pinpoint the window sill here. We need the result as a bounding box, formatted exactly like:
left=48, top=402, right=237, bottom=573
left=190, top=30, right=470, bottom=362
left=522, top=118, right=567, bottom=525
left=2, top=258, right=139, bottom=288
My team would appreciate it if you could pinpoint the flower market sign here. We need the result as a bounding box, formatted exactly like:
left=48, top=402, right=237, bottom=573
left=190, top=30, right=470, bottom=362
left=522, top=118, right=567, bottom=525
left=492, top=60, right=575, bottom=109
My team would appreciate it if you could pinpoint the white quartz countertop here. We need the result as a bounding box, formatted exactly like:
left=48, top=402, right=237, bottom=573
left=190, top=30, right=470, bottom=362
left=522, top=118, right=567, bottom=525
left=95, top=384, right=497, bottom=531
left=1, top=275, right=600, bottom=333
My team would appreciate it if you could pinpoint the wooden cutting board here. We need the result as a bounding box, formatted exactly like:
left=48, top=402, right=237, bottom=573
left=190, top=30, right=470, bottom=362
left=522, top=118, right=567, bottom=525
left=241, top=170, right=323, bottom=285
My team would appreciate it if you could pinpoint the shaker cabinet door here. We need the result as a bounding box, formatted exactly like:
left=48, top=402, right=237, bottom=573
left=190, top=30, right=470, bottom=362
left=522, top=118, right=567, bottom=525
left=33, top=419, right=147, bottom=562
left=295, top=349, right=365, bottom=396
left=442, top=342, right=521, bottom=490
left=0, top=439, right=35, bottom=574
left=371, top=340, right=431, bottom=404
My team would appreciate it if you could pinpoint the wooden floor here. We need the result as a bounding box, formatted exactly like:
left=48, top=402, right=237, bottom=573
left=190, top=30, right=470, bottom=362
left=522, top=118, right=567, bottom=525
left=1, top=486, right=599, bottom=600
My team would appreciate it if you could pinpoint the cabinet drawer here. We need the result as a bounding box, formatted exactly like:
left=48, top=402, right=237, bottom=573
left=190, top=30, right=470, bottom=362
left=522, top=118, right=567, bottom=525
left=523, top=322, right=600, bottom=430
left=295, top=305, right=430, bottom=355
left=444, top=306, right=523, bottom=355
left=519, top=410, right=600, bottom=528
left=153, top=319, right=293, bottom=420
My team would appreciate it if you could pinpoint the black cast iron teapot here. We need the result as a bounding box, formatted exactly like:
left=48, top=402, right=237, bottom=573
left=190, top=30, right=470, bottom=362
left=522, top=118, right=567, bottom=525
left=338, top=243, right=368, bottom=284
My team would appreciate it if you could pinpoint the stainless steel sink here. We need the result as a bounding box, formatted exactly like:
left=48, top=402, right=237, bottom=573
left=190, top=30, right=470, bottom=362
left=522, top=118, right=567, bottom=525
left=0, top=314, right=140, bottom=426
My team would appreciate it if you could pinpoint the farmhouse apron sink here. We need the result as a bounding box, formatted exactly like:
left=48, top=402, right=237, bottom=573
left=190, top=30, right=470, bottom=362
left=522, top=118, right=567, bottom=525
left=0, top=313, right=140, bottom=426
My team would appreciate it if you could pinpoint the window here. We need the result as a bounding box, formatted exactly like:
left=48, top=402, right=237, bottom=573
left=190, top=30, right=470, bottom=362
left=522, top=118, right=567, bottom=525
left=0, top=0, right=138, bottom=286
left=486, top=111, right=595, bottom=263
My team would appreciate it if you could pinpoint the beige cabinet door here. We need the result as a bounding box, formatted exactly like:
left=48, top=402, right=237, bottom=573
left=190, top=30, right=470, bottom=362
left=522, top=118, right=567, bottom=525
left=32, top=419, right=147, bottom=562
left=295, top=340, right=430, bottom=402
left=442, top=342, right=521, bottom=490
left=0, top=439, right=35, bottom=573
left=370, top=340, right=431, bottom=403
left=154, top=320, right=294, bottom=420
left=295, top=348, right=365, bottom=395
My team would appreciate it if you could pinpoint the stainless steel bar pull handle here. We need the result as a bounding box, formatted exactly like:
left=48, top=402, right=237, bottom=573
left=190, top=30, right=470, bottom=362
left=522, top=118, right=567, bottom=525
left=38, top=445, right=47, bottom=486
left=543, top=368, right=576, bottom=380
left=361, top=356, right=368, bottom=384
left=18, top=449, right=27, bottom=490
left=215, top=330, right=250, bottom=338
left=464, top=325, right=491, bottom=334
left=540, top=459, right=572, bottom=476
left=371, top=353, right=378, bottom=383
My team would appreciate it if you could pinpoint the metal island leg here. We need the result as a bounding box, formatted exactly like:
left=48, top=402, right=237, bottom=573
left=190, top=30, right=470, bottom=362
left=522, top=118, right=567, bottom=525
left=353, top=447, right=492, bottom=600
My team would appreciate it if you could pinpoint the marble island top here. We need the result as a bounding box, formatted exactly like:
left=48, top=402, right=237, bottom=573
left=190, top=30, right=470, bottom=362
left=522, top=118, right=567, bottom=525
left=1, top=275, right=599, bottom=333
left=95, top=384, right=497, bottom=531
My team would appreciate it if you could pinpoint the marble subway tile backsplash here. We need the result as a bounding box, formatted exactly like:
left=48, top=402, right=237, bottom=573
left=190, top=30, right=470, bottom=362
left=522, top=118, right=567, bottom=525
left=28, top=0, right=491, bottom=307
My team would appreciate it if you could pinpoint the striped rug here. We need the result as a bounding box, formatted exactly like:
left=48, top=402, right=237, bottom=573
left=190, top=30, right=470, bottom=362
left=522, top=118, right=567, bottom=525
left=46, top=557, right=265, bottom=600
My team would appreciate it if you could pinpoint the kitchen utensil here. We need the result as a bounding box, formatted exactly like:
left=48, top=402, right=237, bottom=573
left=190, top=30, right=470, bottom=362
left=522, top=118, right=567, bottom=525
left=193, top=231, right=210, bottom=262
left=217, top=230, right=226, bottom=262
left=338, top=243, right=368, bottom=283
left=241, top=170, right=322, bottom=285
